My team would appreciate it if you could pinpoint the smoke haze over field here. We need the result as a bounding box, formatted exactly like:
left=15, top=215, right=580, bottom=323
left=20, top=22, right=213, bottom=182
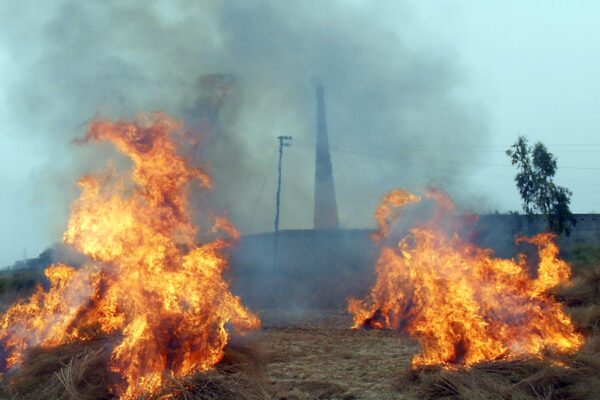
left=6, top=1, right=598, bottom=268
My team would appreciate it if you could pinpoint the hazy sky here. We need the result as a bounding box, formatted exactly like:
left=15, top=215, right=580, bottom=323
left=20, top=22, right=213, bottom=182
left=409, top=1, right=600, bottom=213
left=1, top=1, right=599, bottom=267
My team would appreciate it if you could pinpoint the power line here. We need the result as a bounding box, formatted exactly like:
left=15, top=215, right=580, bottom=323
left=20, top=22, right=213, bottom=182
left=293, top=143, right=600, bottom=170
left=248, top=147, right=277, bottom=232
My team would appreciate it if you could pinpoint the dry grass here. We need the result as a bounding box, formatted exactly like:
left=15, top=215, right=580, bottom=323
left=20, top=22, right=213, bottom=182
left=398, top=350, right=600, bottom=400
left=397, top=262, right=600, bottom=400
left=554, top=263, right=600, bottom=338
left=0, top=338, right=115, bottom=400
left=141, top=366, right=270, bottom=400
left=0, top=309, right=598, bottom=400
left=259, top=310, right=416, bottom=399
left=556, top=264, right=600, bottom=304
left=0, top=335, right=268, bottom=400
left=0, top=258, right=599, bottom=399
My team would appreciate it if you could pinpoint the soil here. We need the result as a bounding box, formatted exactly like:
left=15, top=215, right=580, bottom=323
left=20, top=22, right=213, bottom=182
left=253, top=309, right=418, bottom=399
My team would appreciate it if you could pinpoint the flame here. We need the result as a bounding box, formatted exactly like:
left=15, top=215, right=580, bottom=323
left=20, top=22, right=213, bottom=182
left=0, top=113, right=260, bottom=398
left=348, top=189, right=584, bottom=367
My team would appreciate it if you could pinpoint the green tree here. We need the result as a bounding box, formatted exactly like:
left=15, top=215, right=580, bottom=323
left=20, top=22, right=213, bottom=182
left=506, top=136, right=576, bottom=235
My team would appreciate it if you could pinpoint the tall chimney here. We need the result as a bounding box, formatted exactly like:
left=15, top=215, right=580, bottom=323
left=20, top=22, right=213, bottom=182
left=314, top=84, right=340, bottom=230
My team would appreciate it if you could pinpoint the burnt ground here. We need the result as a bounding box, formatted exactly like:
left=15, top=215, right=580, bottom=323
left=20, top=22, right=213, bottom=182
left=251, top=309, right=418, bottom=400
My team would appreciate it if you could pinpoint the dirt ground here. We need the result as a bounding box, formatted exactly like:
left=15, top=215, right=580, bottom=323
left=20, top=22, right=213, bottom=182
left=253, top=309, right=418, bottom=400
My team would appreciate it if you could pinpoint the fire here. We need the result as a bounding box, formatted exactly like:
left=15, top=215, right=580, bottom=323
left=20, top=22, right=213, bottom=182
left=0, top=113, right=260, bottom=398
left=348, top=189, right=584, bottom=367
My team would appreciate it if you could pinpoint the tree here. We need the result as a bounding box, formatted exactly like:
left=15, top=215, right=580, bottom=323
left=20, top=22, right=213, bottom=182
left=506, top=136, right=576, bottom=235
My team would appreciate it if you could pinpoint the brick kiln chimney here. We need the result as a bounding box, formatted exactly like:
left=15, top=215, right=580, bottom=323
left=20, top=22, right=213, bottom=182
left=313, top=84, right=340, bottom=230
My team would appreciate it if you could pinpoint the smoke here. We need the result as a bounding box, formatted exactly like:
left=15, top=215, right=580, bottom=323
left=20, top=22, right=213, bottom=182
left=0, top=0, right=488, bottom=265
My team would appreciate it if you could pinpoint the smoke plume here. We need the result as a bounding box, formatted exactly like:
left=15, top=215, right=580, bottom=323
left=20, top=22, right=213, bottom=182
left=0, top=0, right=488, bottom=265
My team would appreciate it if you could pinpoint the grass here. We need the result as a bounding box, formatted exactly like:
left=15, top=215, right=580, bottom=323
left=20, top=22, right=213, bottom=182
left=0, top=338, right=115, bottom=400
left=398, top=248, right=600, bottom=400
left=0, top=268, right=47, bottom=314
left=0, top=336, right=269, bottom=400
left=398, top=348, right=600, bottom=400
left=0, top=268, right=45, bottom=293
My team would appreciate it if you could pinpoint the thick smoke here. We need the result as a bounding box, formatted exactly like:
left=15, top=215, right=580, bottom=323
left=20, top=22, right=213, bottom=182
left=0, top=0, right=488, bottom=265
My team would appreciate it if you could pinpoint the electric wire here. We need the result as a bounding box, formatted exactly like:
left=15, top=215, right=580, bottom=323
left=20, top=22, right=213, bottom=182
left=248, top=146, right=277, bottom=232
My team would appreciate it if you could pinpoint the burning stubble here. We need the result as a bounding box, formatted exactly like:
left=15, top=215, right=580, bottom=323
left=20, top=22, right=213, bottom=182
left=0, top=114, right=259, bottom=399
left=349, top=188, right=584, bottom=367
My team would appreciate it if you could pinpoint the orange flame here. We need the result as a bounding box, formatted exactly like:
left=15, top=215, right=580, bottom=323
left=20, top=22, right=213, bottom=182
left=0, top=113, right=260, bottom=398
left=348, top=189, right=584, bottom=367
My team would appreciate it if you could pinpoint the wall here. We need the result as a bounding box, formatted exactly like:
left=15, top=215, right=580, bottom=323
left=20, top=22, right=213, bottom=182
left=229, top=214, right=600, bottom=309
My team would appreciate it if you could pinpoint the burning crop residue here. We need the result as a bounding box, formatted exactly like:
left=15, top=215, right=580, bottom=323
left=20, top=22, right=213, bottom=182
left=348, top=189, right=584, bottom=367
left=0, top=113, right=260, bottom=398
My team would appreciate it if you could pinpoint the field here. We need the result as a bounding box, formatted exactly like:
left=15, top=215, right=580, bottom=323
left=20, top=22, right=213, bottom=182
left=1, top=305, right=599, bottom=399
left=258, top=310, right=416, bottom=399
left=0, top=249, right=599, bottom=399
left=0, top=307, right=419, bottom=399
left=227, top=302, right=600, bottom=400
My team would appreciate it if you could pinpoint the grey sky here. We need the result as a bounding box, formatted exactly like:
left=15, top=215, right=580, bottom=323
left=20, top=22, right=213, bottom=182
left=1, top=1, right=599, bottom=268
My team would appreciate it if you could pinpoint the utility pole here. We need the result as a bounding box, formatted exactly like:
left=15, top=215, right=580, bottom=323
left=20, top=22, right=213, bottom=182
left=273, top=135, right=292, bottom=269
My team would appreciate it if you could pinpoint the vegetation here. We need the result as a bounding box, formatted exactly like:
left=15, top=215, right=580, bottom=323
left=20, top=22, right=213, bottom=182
left=0, top=243, right=598, bottom=399
left=0, top=268, right=47, bottom=313
left=399, top=352, right=600, bottom=400
left=567, top=244, right=600, bottom=269
left=401, top=248, right=600, bottom=399
left=0, top=248, right=55, bottom=309
left=3, top=248, right=53, bottom=271
left=0, top=336, right=268, bottom=400
left=0, top=268, right=46, bottom=294
left=506, top=136, right=576, bottom=235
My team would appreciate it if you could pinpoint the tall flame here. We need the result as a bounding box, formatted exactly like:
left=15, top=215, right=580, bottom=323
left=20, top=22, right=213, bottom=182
left=0, top=113, right=260, bottom=398
left=348, top=189, right=584, bottom=367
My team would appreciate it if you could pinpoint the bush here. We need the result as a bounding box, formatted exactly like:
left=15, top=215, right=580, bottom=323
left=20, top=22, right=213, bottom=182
left=567, top=244, right=600, bottom=269
left=0, top=269, right=47, bottom=295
